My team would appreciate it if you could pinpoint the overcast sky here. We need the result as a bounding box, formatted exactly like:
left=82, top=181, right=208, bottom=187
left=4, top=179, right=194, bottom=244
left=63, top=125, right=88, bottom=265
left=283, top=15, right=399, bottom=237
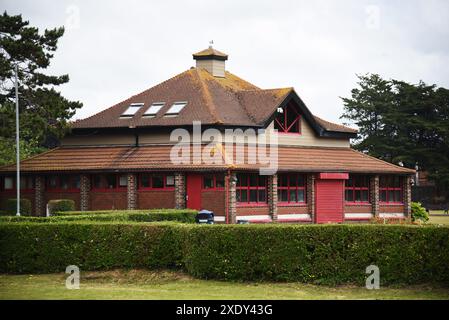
left=3, top=0, right=449, bottom=125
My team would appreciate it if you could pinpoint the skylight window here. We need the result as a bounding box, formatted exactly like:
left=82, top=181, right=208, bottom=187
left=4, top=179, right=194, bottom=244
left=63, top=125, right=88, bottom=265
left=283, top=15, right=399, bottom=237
left=165, top=102, right=187, bottom=117
left=120, top=103, right=144, bottom=118
left=143, top=102, right=165, bottom=117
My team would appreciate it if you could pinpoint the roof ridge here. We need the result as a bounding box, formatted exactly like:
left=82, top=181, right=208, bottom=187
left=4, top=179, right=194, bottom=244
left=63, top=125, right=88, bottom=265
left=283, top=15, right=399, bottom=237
left=193, top=69, right=222, bottom=124
left=313, top=115, right=358, bottom=133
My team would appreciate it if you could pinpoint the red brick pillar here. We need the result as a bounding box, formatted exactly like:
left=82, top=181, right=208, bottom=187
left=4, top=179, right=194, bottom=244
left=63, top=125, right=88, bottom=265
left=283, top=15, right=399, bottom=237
left=34, top=175, right=45, bottom=216
left=268, top=174, right=278, bottom=221
left=404, top=175, right=412, bottom=217
left=228, top=172, right=237, bottom=224
left=307, top=174, right=315, bottom=222
left=80, top=174, right=90, bottom=211
left=371, top=175, right=379, bottom=217
left=174, top=173, right=186, bottom=209
left=127, top=173, right=137, bottom=210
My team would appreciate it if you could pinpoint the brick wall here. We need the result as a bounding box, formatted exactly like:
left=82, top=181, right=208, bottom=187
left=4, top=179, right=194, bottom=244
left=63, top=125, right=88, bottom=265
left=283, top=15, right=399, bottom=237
left=306, top=174, right=315, bottom=221
left=137, top=190, right=175, bottom=209
left=344, top=204, right=372, bottom=214
left=228, top=172, right=237, bottom=224
left=90, top=192, right=127, bottom=210
left=404, top=176, right=412, bottom=217
left=277, top=205, right=308, bottom=214
left=268, top=174, right=278, bottom=221
left=379, top=205, right=405, bottom=213
left=174, top=173, right=186, bottom=209
left=44, top=192, right=81, bottom=211
left=80, top=174, right=90, bottom=211
left=370, top=175, right=379, bottom=216
left=34, top=175, right=44, bottom=216
left=236, top=206, right=270, bottom=216
left=127, top=173, right=137, bottom=210
left=201, top=190, right=225, bottom=217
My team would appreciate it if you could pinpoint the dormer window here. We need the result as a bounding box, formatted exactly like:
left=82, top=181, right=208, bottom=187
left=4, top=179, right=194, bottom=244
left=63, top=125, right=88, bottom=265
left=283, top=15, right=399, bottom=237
left=164, top=101, right=187, bottom=117
left=274, top=103, right=301, bottom=134
left=120, top=103, right=144, bottom=118
left=144, top=102, right=165, bottom=118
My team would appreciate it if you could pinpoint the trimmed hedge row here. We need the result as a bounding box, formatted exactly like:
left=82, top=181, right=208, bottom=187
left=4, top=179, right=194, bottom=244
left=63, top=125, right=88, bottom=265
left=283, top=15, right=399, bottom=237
left=1, top=223, right=448, bottom=285
left=0, top=209, right=197, bottom=224
left=4, top=199, right=32, bottom=216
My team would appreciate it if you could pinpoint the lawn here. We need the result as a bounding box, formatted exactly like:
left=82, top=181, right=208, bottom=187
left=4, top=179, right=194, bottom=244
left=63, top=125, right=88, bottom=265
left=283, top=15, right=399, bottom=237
left=0, top=269, right=448, bottom=300
left=429, top=214, right=449, bottom=225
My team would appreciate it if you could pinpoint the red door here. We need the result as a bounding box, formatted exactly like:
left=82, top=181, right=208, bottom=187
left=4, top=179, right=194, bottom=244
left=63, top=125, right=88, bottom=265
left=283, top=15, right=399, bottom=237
left=315, top=179, right=344, bottom=224
left=186, top=173, right=202, bottom=210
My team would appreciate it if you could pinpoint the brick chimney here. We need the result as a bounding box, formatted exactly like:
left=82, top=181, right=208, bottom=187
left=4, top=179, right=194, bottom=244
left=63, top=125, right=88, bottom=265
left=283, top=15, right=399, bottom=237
left=193, top=46, right=228, bottom=77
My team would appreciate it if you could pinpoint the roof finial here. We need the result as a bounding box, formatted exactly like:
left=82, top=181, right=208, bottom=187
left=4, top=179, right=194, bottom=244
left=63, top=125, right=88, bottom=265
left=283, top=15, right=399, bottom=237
left=209, top=40, right=214, bottom=49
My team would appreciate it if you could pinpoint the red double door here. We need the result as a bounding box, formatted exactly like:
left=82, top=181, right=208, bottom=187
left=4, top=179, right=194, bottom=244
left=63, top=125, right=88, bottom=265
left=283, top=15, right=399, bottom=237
left=186, top=173, right=202, bottom=210
left=315, top=173, right=348, bottom=224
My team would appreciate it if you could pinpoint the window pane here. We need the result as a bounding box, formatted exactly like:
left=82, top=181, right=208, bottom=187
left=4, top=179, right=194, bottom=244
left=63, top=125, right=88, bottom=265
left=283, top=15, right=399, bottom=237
left=298, top=190, right=305, bottom=202
left=280, top=175, right=288, bottom=187
left=355, top=190, right=361, bottom=202
left=394, top=190, right=401, bottom=202
left=280, top=190, right=288, bottom=202
left=347, top=177, right=353, bottom=188
left=249, top=175, right=257, bottom=186
left=297, top=175, right=305, bottom=187
left=258, top=176, right=266, bottom=187
left=49, top=176, right=58, bottom=189
left=166, top=175, right=175, bottom=187
left=216, top=175, right=224, bottom=188
left=240, top=190, right=247, bottom=202
left=203, top=176, right=214, bottom=189
left=152, top=175, right=163, bottom=188
left=258, top=190, right=266, bottom=203
left=238, top=174, right=247, bottom=187
left=249, top=190, right=257, bottom=202
left=289, top=189, right=297, bottom=202
left=119, top=175, right=128, bottom=187
left=71, top=176, right=80, bottom=189
left=345, top=189, right=353, bottom=202
left=4, top=177, right=13, bottom=189
left=141, top=174, right=150, bottom=188
left=93, top=176, right=102, bottom=189
left=388, top=190, right=395, bottom=202
left=60, top=176, right=69, bottom=190
left=289, top=176, right=297, bottom=187
left=380, top=190, right=387, bottom=202
left=361, top=190, right=369, bottom=202
left=106, top=175, right=116, bottom=189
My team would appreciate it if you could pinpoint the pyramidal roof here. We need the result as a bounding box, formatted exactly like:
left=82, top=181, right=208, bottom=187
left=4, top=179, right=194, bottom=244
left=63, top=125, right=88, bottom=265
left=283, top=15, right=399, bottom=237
left=72, top=67, right=357, bottom=134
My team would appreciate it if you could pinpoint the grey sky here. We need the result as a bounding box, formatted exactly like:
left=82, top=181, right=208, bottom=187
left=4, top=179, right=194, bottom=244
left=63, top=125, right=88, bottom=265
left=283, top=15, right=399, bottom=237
left=3, top=0, right=449, bottom=125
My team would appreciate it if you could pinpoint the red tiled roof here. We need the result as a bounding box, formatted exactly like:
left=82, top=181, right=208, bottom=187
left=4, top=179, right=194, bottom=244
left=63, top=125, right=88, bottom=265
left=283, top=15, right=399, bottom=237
left=72, top=68, right=357, bottom=134
left=0, top=145, right=414, bottom=174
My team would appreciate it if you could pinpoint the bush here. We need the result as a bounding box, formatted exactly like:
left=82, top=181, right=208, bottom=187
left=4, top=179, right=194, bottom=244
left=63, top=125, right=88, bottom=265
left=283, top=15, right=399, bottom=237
left=48, top=199, right=75, bottom=216
left=5, top=199, right=32, bottom=216
left=0, top=209, right=197, bottom=224
left=1, top=222, right=448, bottom=285
left=411, top=202, right=429, bottom=222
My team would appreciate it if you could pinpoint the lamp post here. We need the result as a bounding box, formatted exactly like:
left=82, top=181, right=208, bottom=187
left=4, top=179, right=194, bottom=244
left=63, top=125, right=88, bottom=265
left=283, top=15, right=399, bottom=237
left=15, top=64, right=20, bottom=216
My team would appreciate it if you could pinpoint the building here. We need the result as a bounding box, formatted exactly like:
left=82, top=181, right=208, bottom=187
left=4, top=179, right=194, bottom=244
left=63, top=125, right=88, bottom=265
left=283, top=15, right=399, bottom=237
left=0, top=47, right=415, bottom=223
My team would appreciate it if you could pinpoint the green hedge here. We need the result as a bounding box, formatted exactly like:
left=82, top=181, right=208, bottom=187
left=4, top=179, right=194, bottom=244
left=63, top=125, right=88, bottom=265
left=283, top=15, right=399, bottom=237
left=1, top=223, right=448, bottom=285
left=5, top=199, right=32, bottom=216
left=0, top=209, right=197, bottom=224
left=48, top=199, right=75, bottom=215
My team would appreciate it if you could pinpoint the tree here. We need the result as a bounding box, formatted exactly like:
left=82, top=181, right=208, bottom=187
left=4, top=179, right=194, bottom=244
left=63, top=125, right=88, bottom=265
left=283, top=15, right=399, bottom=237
left=0, top=11, right=82, bottom=165
left=341, top=73, right=449, bottom=190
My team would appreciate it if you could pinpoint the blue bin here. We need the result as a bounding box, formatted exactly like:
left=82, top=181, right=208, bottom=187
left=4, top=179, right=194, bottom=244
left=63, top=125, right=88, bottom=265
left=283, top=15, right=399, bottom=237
left=195, top=210, right=214, bottom=224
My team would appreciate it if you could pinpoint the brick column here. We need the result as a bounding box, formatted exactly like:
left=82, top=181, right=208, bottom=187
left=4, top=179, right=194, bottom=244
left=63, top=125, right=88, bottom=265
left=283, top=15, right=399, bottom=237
left=268, top=174, right=278, bottom=221
left=80, top=174, right=90, bottom=211
left=127, top=173, right=137, bottom=210
left=306, top=174, right=315, bottom=222
left=371, top=175, right=379, bottom=217
left=174, top=173, right=186, bottom=209
left=404, top=175, right=412, bottom=217
left=228, top=172, right=237, bottom=224
left=34, top=175, right=45, bottom=216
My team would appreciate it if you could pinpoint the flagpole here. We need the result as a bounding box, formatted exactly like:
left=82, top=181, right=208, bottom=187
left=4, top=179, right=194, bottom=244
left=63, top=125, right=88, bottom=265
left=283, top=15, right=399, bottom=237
left=15, top=64, right=20, bottom=216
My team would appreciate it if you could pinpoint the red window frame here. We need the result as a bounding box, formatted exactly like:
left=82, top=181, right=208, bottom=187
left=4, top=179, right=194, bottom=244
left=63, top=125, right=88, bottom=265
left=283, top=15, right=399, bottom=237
left=1, top=176, right=34, bottom=192
left=236, top=173, right=268, bottom=206
left=277, top=173, right=307, bottom=205
left=46, top=175, right=80, bottom=193
left=345, top=175, right=370, bottom=204
left=274, top=102, right=302, bottom=134
left=379, top=175, right=403, bottom=204
left=202, top=174, right=225, bottom=191
left=91, top=174, right=128, bottom=192
left=138, top=173, right=175, bottom=191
